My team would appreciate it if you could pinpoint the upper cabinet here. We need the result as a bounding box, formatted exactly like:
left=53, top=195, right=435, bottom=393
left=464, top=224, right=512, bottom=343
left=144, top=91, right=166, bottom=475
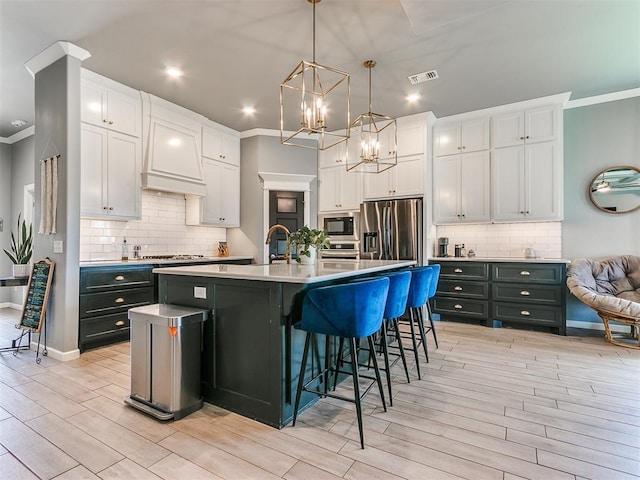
left=433, top=151, right=490, bottom=224
left=491, top=106, right=558, bottom=148
left=186, top=158, right=240, bottom=227
left=80, top=70, right=142, bottom=220
left=202, top=124, right=240, bottom=166
left=432, top=95, right=568, bottom=224
left=81, top=71, right=141, bottom=138
left=434, top=117, right=490, bottom=156
left=363, top=155, right=424, bottom=200
left=318, top=166, right=362, bottom=212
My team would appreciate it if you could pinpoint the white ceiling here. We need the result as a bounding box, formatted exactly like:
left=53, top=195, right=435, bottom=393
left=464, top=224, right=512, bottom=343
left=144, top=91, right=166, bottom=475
left=1, top=0, right=639, bottom=139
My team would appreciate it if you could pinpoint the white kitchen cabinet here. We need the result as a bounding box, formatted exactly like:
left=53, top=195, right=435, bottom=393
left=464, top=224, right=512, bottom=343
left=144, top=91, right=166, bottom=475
left=80, top=123, right=141, bottom=219
left=202, top=124, right=240, bottom=166
left=434, top=117, right=490, bottom=156
left=397, top=120, right=425, bottom=157
left=319, top=141, right=348, bottom=168
left=491, top=142, right=562, bottom=221
left=186, top=158, right=240, bottom=227
left=363, top=155, right=424, bottom=199
left=491, top=106, right=558, bottom=148
left=81, top=74, right=141, bottom=138
left=318, top=165, right=362, bottom=212
left=433, top=151, right=490, bottom=224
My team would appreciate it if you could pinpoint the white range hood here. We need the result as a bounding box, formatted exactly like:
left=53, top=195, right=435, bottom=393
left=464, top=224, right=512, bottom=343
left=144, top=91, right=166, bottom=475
left=141, top=92, right=207, bottom=196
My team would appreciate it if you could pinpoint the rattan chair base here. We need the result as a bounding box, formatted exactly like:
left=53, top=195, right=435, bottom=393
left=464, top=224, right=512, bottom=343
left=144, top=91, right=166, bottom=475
left=599, top=310, right=640, bottom=349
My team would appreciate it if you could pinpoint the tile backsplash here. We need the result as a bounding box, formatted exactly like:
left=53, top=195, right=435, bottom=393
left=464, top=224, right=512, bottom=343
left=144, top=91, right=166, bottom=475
left=435, top=222, right=562, bottom=259
left=80, top=190, right=227, bottom=261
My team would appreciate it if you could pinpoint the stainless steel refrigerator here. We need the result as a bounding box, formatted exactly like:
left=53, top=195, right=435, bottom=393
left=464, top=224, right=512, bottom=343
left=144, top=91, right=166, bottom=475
left=360, top=198, right=423, bottom=263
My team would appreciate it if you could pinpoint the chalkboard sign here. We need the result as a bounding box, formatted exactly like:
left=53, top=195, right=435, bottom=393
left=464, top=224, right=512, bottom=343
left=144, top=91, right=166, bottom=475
left=19, top=259, right=55, bottom=332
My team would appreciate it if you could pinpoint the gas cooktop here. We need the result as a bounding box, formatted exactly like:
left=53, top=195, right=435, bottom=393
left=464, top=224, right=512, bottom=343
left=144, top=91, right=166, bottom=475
left=142, top=255, right=205, bottom=260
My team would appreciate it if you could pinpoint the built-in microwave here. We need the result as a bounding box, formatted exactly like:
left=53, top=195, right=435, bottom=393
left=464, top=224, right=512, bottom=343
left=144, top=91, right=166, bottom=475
left=319, top=213, right=359, bottom=241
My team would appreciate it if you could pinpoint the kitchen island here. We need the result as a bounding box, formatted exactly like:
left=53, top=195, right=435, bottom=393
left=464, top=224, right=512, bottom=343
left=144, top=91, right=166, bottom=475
left=154, top=259, right=415, bottom=428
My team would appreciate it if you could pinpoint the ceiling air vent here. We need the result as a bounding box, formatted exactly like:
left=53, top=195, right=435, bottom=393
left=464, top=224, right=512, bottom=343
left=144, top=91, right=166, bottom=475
left=408, top=69, right=439, bottom=85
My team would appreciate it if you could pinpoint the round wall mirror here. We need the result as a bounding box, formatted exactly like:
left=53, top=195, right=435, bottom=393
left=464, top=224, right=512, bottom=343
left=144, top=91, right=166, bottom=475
left=588, top=165, right=640, bottom=214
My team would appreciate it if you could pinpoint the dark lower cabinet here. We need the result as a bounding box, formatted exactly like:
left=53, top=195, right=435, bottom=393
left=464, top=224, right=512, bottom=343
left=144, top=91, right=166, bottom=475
left=431, top=260, right=567, bottom=335
left=79, top=264, right=155, bottom=352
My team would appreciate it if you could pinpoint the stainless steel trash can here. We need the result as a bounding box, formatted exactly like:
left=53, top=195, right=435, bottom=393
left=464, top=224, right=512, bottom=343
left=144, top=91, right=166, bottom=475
left=125, top=304, right=208, bottom=421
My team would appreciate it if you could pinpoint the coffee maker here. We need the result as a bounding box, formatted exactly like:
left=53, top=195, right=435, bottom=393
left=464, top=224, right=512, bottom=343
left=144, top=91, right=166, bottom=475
left=438, top=237, right=449, bottom=257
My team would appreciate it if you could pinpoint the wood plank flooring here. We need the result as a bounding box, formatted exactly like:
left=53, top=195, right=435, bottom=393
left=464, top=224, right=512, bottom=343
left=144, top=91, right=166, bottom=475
left=0, top=307, right=638, bottom=479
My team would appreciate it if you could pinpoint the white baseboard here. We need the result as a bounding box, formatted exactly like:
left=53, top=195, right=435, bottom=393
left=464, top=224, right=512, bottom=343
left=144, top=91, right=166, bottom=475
left=21, top=341, right=81, bottom=361
left=567, top=320, right=632, bottom=334
left=0, top=302, right=23, bottom=310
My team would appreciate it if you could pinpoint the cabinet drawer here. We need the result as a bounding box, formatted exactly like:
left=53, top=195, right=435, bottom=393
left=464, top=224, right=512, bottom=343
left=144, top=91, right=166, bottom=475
left=79, top=312, right=130, bottom=346
left=492, top=283, right=562, bottom=305
left=80, top=287, right=154, bottom=317
left=80, top=266, right=154, bottom=293
left=492, top=303, right=562, bottom=327
left=432, top=296, right=489, bottom=319
left=437, top=279, right=489, bottom=299
left=492, top=263, right=564, bottom=284
left=436, top=262, right=489, bottom=281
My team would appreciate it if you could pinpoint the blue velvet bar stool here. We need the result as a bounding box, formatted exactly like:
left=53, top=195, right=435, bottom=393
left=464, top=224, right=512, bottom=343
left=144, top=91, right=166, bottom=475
left=425, top=263, right=441, bottom=348
left=377, top=270, right=412, bottom=406
left=404, top=265, right=440, bottom=379
left=333, top=271, right=412, bottom=407
left=292, top=277, right=389, bottom=449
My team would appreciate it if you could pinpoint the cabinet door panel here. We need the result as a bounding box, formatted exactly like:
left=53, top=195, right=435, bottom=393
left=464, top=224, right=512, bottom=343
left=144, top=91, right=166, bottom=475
left=202, top=160, right=223, bottom=224
left=80, top=124, right=107, bottom=217
left=461, top=118, right=490, bottom=152
left=107, top=132, right=140, bottom=218
left=220, top=164, right=240, bottom=226
left=339, top=168, right=362, bottom=210
left=397, top=122, right=424, bottom=157
left=525, top=107, right=557, bottom=143
left=81, top=81, right=106, bottom=127
left=363, top=168, right=392, bottom=199
left=491, top=147, right=525, bottom=221
left=394, top=157, right=423, bottom=197
left=433, top=123, right=460, bottom=156
left=107, top=89, right=140, bottom=137
left=525, top=142, right=561, bottom=220
left=318, top=167, right=339, bottom=212
left=433, top=156, right=461, bottom=223
left=460, top=151, right=490, bottom=222
left=491, top=112, right=524, bottom=148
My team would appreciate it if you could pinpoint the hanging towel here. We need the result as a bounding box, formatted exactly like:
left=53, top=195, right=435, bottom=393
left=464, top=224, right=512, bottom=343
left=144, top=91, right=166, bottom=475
left=39, top=155, right=59, bottom=235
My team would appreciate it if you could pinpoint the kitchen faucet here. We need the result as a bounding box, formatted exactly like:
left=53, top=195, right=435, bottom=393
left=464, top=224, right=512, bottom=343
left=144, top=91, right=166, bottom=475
left=265, top=224, right=291, bottom=264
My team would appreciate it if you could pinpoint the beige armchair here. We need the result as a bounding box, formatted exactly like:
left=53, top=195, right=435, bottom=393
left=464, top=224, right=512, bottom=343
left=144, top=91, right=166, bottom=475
left=566, top=255, right=640, bottom=348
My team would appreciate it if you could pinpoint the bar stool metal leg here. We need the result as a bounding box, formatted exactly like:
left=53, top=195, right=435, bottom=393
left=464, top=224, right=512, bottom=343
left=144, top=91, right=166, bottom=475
left=293, top=331, right=312, bottom=427
left=408, top=308, right=422, bottom=380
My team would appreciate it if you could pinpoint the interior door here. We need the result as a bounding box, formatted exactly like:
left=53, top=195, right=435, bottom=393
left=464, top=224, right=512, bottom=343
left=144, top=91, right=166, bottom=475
left=268, top=191, right=304, bottom=260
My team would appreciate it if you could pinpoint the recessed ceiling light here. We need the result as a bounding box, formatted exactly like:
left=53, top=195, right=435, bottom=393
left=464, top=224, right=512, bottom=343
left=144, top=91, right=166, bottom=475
left=165, top=67, right=183, bottom=78
left=242, top=106, right=256, bottom=115
left=406, top=94, right=421, bottom=103
left=11, top=119, right=27, bottom=127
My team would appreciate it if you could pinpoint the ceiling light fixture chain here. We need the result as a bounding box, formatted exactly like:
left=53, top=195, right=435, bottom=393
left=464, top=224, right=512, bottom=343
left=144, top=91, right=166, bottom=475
left=280, top=0, right=350, bottom=151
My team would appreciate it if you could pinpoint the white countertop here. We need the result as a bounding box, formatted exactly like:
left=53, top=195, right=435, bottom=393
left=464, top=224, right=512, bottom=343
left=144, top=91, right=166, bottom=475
left=154, top=259, right=417, bottom=284
left=80, top=256, right=254, bottom=268
left=429, top=257, right=570, bottom=264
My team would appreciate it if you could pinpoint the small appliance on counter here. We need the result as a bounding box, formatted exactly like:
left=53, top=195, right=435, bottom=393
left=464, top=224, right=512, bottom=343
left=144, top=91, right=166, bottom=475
left=454, top=243, right=466, bottom=258
left=438, top=237, right=449, bottom=257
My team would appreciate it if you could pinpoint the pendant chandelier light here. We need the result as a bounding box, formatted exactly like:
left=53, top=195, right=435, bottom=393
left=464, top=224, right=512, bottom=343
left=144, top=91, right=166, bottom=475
left=280, top=0, right=350, bottom=151
left=594, top=172, right=611, bottom=192
left=346, top=60, right=397, bottom=174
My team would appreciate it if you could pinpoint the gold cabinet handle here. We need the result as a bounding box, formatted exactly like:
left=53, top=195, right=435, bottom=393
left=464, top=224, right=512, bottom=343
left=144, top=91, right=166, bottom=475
left=114, top=297, right=125, bottom=303
left=115, top=320, right=125, bottom=327
left=520, top=310, right=530, bottom=316
left=454, top=304, right=463, bottom=309
left=454, top=286, right=463, bottom=291
left=520, top=290, right=530, bottom=296
left=454, top=268, right=463, bottom=273
left=520, top=271, right=530, bottom=276
left=115, top=275, right=125, bottom=281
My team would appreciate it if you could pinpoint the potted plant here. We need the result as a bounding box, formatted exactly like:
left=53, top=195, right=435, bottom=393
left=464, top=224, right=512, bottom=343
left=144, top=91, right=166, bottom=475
left=289, top=226, right=329, bottom=264
left=3, top=213, right=33, bottom=278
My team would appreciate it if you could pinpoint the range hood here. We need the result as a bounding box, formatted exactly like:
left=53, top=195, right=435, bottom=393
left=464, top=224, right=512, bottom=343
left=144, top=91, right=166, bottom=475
left=141, top=92, right=207, bottom=196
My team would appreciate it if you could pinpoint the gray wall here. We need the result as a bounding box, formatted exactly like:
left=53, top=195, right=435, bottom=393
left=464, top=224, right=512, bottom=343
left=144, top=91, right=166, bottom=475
left=228, top=135, right=317, bottom=264
left=32, top=56, right=82, bottom=353
left=563, top=96, right=640, bottom=323
left=0, top=143, right=12, bottom=303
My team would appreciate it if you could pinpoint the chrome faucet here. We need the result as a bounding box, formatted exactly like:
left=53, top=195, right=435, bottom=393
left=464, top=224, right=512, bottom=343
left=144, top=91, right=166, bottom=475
left=265, top=224, right=291, bottom=264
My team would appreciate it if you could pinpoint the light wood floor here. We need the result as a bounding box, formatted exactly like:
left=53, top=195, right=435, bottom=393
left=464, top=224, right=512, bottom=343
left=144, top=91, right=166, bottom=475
left=0, top=307, right=638, bottom=480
